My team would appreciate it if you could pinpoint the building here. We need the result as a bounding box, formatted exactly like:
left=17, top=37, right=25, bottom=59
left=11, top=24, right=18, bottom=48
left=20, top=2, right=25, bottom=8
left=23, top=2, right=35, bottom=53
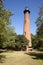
left=23, top=7, right=32, bottom=51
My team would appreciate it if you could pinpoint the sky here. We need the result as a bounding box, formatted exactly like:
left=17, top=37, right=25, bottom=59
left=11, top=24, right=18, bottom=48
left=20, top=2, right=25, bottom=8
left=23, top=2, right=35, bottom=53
left=4, top=0, right=43, bottom=34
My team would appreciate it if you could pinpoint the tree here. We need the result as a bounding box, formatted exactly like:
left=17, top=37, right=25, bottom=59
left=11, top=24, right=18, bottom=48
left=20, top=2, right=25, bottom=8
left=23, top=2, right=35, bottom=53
left=36, top=5, right=43, bottom=50
left=15, top=35, right=29, bottom=51
left=31, top=34, right=41, bottom=49
left=36, top=5, right=43, bottom=38
left=6, top=27, right=17, bottom=50
left=0, top=0, right=16, bottom=49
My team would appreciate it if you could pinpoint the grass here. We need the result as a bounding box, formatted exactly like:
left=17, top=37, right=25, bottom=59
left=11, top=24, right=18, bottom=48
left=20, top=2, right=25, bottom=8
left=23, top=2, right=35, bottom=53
left=0, top=51, right=43, bottom=65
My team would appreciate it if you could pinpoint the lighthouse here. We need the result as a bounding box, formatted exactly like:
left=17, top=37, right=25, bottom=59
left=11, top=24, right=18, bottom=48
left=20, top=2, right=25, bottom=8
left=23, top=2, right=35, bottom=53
left=23, top=7, right=32, bottom=50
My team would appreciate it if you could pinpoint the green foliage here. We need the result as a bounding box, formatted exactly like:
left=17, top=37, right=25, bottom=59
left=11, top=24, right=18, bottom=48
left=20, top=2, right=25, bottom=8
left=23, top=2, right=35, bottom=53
left=0, top=0, right=16, bottom=49
left=31, top=34, right=38, bottom=49
left=32, top=34, right=43, bottom=50
left=15, top=35, right=29, bottom=50
left=36, top=5, right=43, bottom=39
left=33, top=5, right=43, bottom=50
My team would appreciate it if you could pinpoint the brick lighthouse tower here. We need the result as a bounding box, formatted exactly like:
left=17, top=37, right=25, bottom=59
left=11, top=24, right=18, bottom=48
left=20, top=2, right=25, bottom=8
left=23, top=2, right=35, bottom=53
left=23, top=7, right=32, bottom=51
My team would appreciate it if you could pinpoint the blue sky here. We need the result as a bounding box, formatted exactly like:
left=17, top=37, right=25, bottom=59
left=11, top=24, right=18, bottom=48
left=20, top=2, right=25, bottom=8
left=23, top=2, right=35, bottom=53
left=4, top=0, right=43, bottom=34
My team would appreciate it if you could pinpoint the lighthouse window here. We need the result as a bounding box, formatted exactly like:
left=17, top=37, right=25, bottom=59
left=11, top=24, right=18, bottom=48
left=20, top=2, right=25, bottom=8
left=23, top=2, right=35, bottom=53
left=25, top=20, right=26, bottom=24
left=25, top=32, right=26, bottom=35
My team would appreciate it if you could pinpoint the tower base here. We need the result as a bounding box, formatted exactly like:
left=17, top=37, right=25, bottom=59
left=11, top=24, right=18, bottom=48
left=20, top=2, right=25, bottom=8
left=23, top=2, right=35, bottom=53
left=26, top=46, right=32, bottom=51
